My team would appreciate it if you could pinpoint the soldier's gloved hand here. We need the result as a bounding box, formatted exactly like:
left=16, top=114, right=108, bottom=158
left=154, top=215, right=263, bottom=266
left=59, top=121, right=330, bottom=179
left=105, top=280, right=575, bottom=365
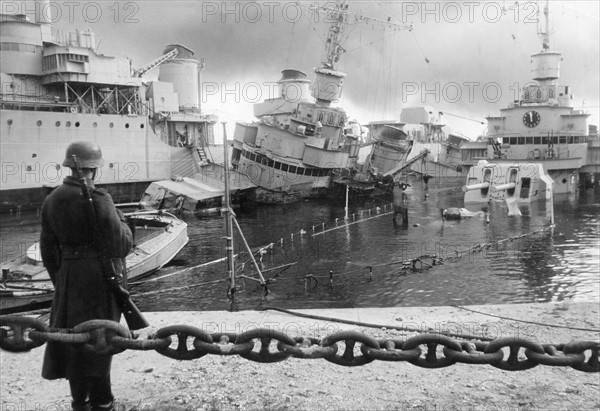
left=132, top=326, right=158, bottom=340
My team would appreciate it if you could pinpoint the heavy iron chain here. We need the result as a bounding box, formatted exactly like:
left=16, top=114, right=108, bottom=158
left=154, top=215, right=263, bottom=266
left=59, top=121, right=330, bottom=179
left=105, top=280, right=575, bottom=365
left=1, top=315, right=598, bottom=372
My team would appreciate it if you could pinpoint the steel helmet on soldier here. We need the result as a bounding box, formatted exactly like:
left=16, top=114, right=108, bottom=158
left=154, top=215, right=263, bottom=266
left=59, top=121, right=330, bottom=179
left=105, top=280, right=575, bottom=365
left=62, top=141, right=104, bottom=168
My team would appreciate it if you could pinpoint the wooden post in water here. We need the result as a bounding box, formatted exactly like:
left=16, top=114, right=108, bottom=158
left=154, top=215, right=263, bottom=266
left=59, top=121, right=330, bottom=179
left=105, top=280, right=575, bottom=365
left=222, top=122, right=236, bottom=306
left=550, top=182, right=555, bottom=226
left=344, top=184, right=349, bottom=220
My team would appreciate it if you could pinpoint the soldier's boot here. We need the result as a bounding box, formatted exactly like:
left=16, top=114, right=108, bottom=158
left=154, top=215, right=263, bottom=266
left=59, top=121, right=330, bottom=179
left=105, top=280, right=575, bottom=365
left=91, top=401, right=114, bottom=411
left=71, top=401, right=91, bottom=411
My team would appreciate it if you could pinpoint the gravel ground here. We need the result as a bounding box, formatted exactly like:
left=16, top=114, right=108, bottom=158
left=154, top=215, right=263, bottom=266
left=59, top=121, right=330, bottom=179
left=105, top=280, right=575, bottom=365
left=1, top=303, right=599, bottom=410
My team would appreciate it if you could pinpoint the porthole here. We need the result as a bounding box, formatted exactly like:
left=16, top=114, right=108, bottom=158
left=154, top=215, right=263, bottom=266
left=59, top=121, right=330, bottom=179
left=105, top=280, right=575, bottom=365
left=75, top=122, right=80, bottom=127
left=562, top=178, right=567, bottom=184
left=125, top=123, right=130, bottom=128
left=140, top=124, right=144, bottom=129
left=36, top=120, right=42, bottom=126
left=55, top=121, right=61, bottom=127
left=109, top=123, right=114, bottom=128
left=66, top=121, right=71, bottom=127
left=7, top=119, right=12, bottom=126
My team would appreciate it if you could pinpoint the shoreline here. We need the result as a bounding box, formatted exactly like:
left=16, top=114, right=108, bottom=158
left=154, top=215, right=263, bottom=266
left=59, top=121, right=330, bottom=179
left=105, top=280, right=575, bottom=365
left=1, top=302, right=599, bottom=410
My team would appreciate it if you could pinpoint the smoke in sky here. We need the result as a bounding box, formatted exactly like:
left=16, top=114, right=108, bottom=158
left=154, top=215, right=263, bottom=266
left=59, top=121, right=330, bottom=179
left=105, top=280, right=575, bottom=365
left=6, top=1, right=598, bottom=139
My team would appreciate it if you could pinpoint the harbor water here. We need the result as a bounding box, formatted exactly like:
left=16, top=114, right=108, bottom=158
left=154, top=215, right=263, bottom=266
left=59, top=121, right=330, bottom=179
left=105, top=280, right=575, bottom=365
left=1, top=178, right=598, bottom=312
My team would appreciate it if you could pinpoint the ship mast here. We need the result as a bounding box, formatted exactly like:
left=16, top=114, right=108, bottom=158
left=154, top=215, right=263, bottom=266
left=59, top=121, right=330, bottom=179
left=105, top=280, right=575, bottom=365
left=321, top=1, right=348, bottom=69
left=309, top=2, right=412, bottom=106
left=537, top=0, right=551, bottom=51
left=522, top=0, right=569, bottom=106
left=312, top=1, right=413, bottom=71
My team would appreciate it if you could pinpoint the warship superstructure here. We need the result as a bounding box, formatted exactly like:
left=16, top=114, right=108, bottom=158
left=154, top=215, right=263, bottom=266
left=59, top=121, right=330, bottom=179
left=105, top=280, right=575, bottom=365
left=461, top=1, right=596, bottom=194
left=231, top=67, right=359, bottom=203
left=365, top=107, right=468, bottom=180
left=231, top=2, right=411, bottom=203
left=0, top=1, right=217, bottom=210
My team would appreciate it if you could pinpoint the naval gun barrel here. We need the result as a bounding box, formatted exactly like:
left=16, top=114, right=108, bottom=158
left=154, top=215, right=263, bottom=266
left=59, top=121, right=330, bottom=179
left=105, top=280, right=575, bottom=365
left=491, top=182, right=516, bottom=192
left=462, top=182, right=490, bottom=192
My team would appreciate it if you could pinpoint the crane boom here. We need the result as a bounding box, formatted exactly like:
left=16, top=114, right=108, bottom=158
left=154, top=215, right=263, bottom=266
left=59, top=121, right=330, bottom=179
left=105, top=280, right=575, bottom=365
left=307, top=1, right=413, bottom=69
left=132, top=48, right=179, bottom=78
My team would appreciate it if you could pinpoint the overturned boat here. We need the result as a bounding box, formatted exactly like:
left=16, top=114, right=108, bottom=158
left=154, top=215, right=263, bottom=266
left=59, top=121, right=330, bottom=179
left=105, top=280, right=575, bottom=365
left=139, top=165, right=256, bottom=215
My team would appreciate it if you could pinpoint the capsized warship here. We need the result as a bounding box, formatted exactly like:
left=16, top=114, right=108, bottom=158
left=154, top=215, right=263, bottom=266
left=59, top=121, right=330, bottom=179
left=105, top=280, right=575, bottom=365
left=230, top=2, right=412, bottom=203
left=364, top=107, right=469, bottom=183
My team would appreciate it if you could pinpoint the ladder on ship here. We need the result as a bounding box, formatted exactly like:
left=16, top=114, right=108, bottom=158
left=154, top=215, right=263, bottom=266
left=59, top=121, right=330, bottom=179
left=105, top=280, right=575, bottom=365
left=195, top=146, right=210, bottom=163
left=383, top=149, right=430, bottom=182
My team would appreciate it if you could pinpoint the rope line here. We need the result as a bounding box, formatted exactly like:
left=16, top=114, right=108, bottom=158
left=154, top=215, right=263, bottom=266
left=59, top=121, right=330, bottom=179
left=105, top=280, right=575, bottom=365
left=452, top=305, right=600, bottom=334
left=263, top=306, right=492, bottom=341
left=313, top=211, right=394, bottom=236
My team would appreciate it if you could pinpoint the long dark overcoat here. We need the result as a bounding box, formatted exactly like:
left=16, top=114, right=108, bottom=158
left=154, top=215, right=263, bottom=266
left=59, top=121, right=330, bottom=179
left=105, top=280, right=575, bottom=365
left=40, top=176, right=132, bottom=380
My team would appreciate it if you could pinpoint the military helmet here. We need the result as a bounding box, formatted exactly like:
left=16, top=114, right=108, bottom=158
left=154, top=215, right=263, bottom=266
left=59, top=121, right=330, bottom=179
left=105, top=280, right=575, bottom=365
left=62, top=141, right=104, bottom=168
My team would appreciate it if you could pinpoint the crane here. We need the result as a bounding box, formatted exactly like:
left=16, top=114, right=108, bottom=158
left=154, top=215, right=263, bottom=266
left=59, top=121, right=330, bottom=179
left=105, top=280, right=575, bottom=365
left=306, top=1, right=413, bottom=70
left=132, top=48, right=179, bottom=78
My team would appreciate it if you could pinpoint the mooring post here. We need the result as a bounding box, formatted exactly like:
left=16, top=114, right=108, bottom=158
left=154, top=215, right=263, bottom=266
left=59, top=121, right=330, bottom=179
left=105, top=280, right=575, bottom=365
left=393, top=204, right=409, bottom=227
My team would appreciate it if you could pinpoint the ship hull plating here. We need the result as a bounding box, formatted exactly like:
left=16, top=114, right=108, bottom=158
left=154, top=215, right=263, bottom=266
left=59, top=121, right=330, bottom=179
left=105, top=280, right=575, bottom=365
left=236, top=150, right=333, bottom=203
left=0, top=109, right=194, bottom=208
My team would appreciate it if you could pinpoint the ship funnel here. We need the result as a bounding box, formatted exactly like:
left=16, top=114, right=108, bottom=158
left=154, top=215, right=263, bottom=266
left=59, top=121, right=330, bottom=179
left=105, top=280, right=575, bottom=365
left=531, top=51, right=561, bottom=81
left=158, top=44, right=200, bottom=111
left=312, top=67, right=346, bottom=106
left=278, top=69, right=311, bottom=102
left=35, top=0, right=52, bottom=24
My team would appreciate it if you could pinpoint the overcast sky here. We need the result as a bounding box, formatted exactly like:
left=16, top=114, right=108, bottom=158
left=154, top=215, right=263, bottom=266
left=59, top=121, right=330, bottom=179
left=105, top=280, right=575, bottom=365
left=6, top=1, right=599, bottom=139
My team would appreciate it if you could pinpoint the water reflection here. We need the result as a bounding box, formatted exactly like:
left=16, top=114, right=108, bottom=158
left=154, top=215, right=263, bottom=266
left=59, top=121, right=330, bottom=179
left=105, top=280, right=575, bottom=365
left=125, top=180, right=599, bottom=311
left=1, top=181, right=598, bottom=312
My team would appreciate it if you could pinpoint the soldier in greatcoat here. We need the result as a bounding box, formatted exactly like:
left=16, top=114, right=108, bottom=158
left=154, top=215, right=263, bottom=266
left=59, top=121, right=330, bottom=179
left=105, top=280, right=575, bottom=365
left=40, top=141, right=133, bottom=411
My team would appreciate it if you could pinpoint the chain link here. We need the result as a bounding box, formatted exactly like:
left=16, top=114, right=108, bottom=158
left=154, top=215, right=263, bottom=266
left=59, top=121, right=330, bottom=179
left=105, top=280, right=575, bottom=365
left=236, top=328, right=296, bottom=363
left=154, top=325, right=212, bottom=360
left=1, top=315, right=598, bottom=372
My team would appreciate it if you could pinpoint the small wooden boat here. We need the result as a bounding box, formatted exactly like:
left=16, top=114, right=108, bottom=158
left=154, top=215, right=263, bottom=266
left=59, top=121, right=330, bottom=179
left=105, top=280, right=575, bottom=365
left=125, top=210, right=189, bottom=280
left=0, top=286, right=54, bottom=314
left=0, top=211, right=188, bottom=314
